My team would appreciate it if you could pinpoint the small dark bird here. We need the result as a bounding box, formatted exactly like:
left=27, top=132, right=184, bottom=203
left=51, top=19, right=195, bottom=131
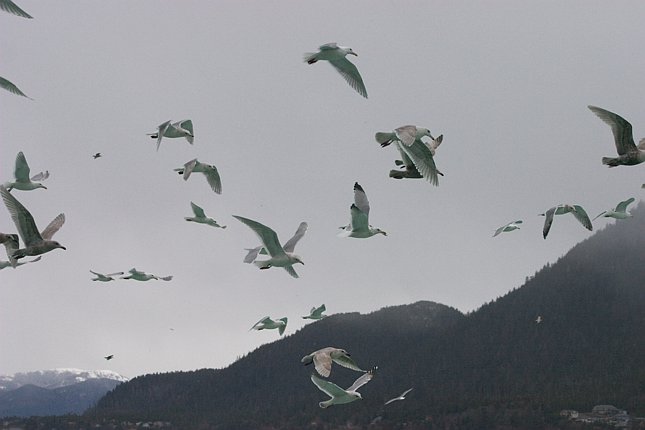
left=93, top=153, right=102, bottom=159
left=104, top=354, right=114, bottom=360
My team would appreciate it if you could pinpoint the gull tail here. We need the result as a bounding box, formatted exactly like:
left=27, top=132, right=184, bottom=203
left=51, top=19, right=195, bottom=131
left=601, top=156, right=620, bottom=167
left=375, top=132, right=394, bottom=147
left=303, top=53, right=317, bottom=64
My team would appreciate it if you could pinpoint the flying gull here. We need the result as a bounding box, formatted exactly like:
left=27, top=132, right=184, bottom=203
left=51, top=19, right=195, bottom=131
left=250, top=316, right=288, bottom=336
left=90, top=270, right=125, bottom=282
left=310, top=366, right=377, bottom=408
left=588, top=105, right=645, bottom=167
left=233, top=215, right=305, bottom=278
left=243, top=221, right=307, bottom=264
left=376, top=125, right=442, bottom=185
left=174, top=158, right=222, bottom=195
left=301, top=347, right=364, bottom=378
left=120, top=268, right=172, bottom=281
left=593, top=197, right=635, bottom=221
left=339, top=182, right=386, bottom=238
left=0, top=186, right=65, bottom=260
left=304, top=43, right=368, bottom=98
left=92, top=153, right=102, bottom=159
left=302, top=304, right=327, bottom=320
left=148, top=119, right=194, bottom=151
left=185, top=202, right=226, bottom=228
left=4, top=152, right=48, bottom=191
left=540, top=204, right=593, bottom=239
left=384, top=388, right=414, bottom=405
left=493, top=220, right=523, bottom=237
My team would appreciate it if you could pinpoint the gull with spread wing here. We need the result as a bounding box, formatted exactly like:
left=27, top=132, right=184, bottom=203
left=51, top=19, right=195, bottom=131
left=120, top=268, right=172, bottom=282
left=593, top=197, right=635, bottom=221
left=250, top=316, right=288, bottom=336
left=304, top=43, right=368, bottom=98
left=311, top=366, right=377, bottom=408
left=185, top=202, right=226, bottom=228
left=4, top=152, right=48, bottom=191
left=148, top=119, right=194, bottom=151
left=540, top=204, right=593, bottom=239
left=384, top=388, right=414, bottom=405
left=244, top=221, right=307, bottom=263
left=174, top=158, right=222, bottom=195
left=493, top=220, right=523, bottom=237
left=302, top=304, right=327, bottom=320
left=588, top=105, right=645, bottom=167
left=339, top=182, right=386, bottom=238
left=301, top=347, right=364, bottom=378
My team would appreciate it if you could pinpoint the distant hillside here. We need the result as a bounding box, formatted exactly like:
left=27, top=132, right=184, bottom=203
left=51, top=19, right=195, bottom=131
left=86, top=203, right=645, bottom=429
left=0, top=369, right=126, bottom=418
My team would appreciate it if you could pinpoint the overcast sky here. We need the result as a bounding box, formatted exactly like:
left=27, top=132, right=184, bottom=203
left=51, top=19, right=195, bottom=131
left=1, top=1, right=643, bottom=379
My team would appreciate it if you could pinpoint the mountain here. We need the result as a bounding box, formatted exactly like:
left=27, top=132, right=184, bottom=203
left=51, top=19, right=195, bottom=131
left=0, top=369, right=127, bottom=417
left=81, top=203, right=644, bottom=429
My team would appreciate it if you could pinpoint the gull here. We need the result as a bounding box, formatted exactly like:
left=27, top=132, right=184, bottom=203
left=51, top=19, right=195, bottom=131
left=243, top=221, right=307, bottom=264
left=302, top=304, right=327, bottom=320
left=593, top=197, right=636, bottom=221
left=588, top=105, right=645, bottom=167
left=120, top=268, right=172, bottom=281
left=0, top=76, right=32, bottom=99
left=540, top=204, right=593, bottom=239
left=493, top=220, right=523, bottom=237
left=535, top=316, right=543, bottom=324
left=391, top=135, right=445, bottom=179
left=4, top=152, right=48, bottom=191
left=304, top=43, right=368, bottom=98
left=338, top=182, right=386, bottom=238
left=250, top=316, right=288, bottom=336
left=0, top=256, right=40, bottom=270
left=311, top=366, right=377, bottom=408
left=0, top=186, right=66, bottom=260
left=384, top=388, right=413, bottom=405
left=92, top=153, right=102, bottom=159
left=376, top=125, right=442, bottom=185
left=233, top=215, right=305, bottom=278
left=185, top=202, right=226, bottom=228
left=301, top=347, right=364, bottom=378
left=104, top=355, right=114, bottom=361
left=148, top=119, right=194, bottom=151
left=90, top=270, right=124, bottom=282
left=174, top=158, right=222, bottom=194
left=0, top=0, right=32, bottom=18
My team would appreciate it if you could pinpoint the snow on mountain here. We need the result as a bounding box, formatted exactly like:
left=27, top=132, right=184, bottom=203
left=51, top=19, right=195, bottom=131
left=0, top=368, right=128, bottom=391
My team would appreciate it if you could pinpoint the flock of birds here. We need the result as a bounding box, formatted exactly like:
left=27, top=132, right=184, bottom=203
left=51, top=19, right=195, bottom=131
left=2, top=0, right=644, bottom=410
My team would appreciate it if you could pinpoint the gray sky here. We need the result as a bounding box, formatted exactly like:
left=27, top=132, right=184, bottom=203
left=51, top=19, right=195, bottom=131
left=1, top=1, right=643, bottom=379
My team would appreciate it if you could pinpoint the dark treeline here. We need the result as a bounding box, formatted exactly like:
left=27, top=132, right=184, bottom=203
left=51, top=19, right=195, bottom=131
left=83, top=203, right=645, bottom=429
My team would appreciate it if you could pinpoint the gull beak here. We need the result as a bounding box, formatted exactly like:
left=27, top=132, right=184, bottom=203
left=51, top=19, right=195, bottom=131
left=60, top=246, right=67, bottom=250
left=351, top=52, right=358, bottom=56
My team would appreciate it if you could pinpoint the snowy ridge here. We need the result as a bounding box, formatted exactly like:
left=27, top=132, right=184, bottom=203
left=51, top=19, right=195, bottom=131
left=0, top=368, right=128, bottom=391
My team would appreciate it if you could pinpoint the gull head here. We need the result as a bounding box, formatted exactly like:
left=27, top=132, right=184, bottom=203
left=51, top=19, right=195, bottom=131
left=291, top=255, right=305, bottom=265
left=376, top=229, right=387, bottom=236
left=416, top=127, right=433, bottom=139
left=51, top=241, right=66, bottom=250
left=342, top=46, right=358, bottom=56
left=352, top=392, right=363, bottom=400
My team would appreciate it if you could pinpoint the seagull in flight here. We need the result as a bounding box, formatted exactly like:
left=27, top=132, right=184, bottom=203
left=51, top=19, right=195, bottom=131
left=588, top=105, right=645, bottom=167
left=0, top=186, right=65, bottom=261
left=243, top=221, right=307, bottom=264
left=339, top=182, right=386, bottom=238
left=384, top=388, right=414, bottom=405
left=174, top=158, right=222, bottom=194
left=376, top=125, right=442, bottom=185
left=250, top=316, right=288, bottom=336
left=92, top=153, right=102, bottom=159
left=493, top=220, right=523, bottom=237
left=185, top=202, right=226, bottom=228
left=304, top=43, right=368, bottom=98
left=302, top=304, right=327, bottom=320
left=593, top=197, right=635, bottom=221
left=311, top=366, right=377, bottom=408
left=148, top=119, right=194, bottom=151
left=540, top=204, right=592, bottom=239
left=120, top=268, right=172, bottom=281
left=233, top=215, right=306, bottom=278
left=301, top=347, right=364, bottom=378
left=104, top=355, right=114, bottom=361
left=4, top=152, right=48, bottom=191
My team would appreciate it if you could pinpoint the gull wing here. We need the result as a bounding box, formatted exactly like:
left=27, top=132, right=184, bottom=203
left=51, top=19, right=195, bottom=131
left=588, top=106, right=637, bottom=155
left=349, top=204, right=369, bottom=232
left=571, top=205, right=593, bottom=231
left=493, top=225, right=505, bottom=237
left=615, top=197, right=635, bottom=213
left=394, top=126, right=417, bottom=146
left=312, top=351, right=333, bottom=377
left=353, top=182, right=370, bottom=215
left=107, top=272, right=124, bottom=277
left=190, top=202, right=206, bottom=218
left=319, top=42, right=339, bottom=51
left=592, top=211, right=607, bottom=221
left=346, top=366, right=376, bottom=392
left=282, top=222, right=308, bottom=253
left=328, top=57, right=368, bottom=98
left=201, top=164, right=222, bottom=195
left=311, top=373, right=347, bottom=398
left=542, top=207, right=557, bottom=239
left=333, top=352, right=364, bottom=373
left=176, top=119, right=194, bottom=144
left=396, top=141, right=439, bottom=185
left=250, top=316, right=272, bottom=330
left=40, top=213, right=65, bottom=240
left=0, top=185, right=43, bottom=246
left=0, top=0, right=32, bottom=18
left=313, top=304, right=326, bottom=316
left=0, top=76, right=32, bottom=98
left=233, top=216, right=286, bottom=258
left=29, top=170, right=49, bottom=181
left=181, top=159, right=198, bottom=180
left=243, top=246, right=263, bottom=263
left=283, top=265, right=299, bottom=279
left=1, top=233, right=19, bottom=267
left=155, top=120, right=172, bottom=151
left=13, top=152, right=31, bottom=182
left=428, top=135, right=444, bottom=154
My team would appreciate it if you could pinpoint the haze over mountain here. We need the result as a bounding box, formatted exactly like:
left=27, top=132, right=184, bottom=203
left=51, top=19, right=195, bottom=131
left=81, top=203, right=644, bottom=429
